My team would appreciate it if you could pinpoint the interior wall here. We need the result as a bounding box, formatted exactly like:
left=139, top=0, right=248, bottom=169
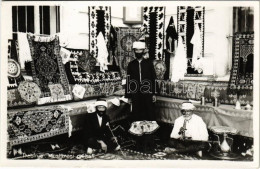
left=3, top=5, right=233, bottom=78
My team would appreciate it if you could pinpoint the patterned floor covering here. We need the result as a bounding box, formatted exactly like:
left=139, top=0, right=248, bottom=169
left=8, top=122, right=253, bottom=161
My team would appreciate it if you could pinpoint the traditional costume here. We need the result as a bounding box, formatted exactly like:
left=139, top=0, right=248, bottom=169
left=166, top=102, right=210, bottom=156
left=83, top=98, right=118, bottom=153
left=125, top=41, right=157, bottom=121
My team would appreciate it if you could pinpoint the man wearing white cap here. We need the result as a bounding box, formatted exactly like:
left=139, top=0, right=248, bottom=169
left=125, top=41, right=157, bottom=121
left=84, top=98, right=118, bottom=154
left=164, top=102, right=209, bottom=157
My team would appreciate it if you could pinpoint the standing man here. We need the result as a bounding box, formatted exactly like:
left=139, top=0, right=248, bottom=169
left=164, top=102, right=210, bottom=157
left=125, top=41, right=157, bottom=122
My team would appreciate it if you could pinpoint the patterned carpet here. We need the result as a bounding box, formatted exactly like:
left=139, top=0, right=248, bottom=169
left=8, top=122, right=253, bottom=161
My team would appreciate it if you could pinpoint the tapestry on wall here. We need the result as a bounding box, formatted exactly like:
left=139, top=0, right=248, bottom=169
left=177, top=6, right=205, bottom=75
left=228, top=33, right=254, bottom=95
left=142, top=6, right=165, bottom=60
left=89, top=6, right=111, bottom=58
left=116, top=27, right=142, bottom=79
left=8, top=106, right=70, bottom=146
left=27, top=34, right=72, bottom=102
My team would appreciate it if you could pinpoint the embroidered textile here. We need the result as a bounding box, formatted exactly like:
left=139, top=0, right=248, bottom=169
left=27, top=34, right=71, bottom=98
left=7, top=40, right=25, bottom=89
left=7, top=89, right=35, bottom=108
left=89, top=6, right=111, bottom=58
left=8, top=59, right=21, bottom=78
left=129, top=121, right=159, bottom=136
left=71, top=81, right=122, bottom=100
left=116, top=27, right=142, bottom=78
left=48, top=84, right=66, bottom=101
left=65, top=51, right=121, bottom=85
left=157, top=80, right=253, bottom=105
left=229, top=33, right=254, bottom=93
left=8, top=106, right=70, bottom=146
left=18, top=81, right=41, bottom=103
left=142, top=6, right=165, bottom=60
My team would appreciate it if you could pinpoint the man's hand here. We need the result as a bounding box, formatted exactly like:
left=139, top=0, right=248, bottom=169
left=178, top=127, right=186, bottom=135
left=97, top=140, right=107, bottom=153
left=152, top=95, right=157, bottom=103
left=111, top=137, right=118, bottom=143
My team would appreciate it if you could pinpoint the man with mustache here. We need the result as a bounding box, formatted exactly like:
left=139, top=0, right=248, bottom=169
left=164, top=102, right=210, bottom=157
left=125, top=41, right=157, bottom=122
left=84, top=98, right=119, bottom=154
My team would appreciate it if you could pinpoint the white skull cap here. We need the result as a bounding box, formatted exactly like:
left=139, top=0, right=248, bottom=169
left=181, top=102, right=195, bottom=110
left=133, top=41, right=146, bottom=49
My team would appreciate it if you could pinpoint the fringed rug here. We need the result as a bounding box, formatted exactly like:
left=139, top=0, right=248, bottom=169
left=8, top=106, right=70, bottom=146
left=27, top=34, right=71, bottom=100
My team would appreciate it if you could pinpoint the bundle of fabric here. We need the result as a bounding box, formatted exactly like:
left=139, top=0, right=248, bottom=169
left=89, top=6, right=111, bottom=58
left=142, top=6, right=165, bottom=60
left=228, top=33, right=254, bottom=95
left=8, top=106, right=70, bottom=146
left=27, top=33, right=72, bottom=105
left=116, top=27, right=142, bottom=78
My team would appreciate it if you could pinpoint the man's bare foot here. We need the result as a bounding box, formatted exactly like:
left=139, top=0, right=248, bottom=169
left=164, top=147, right=177, bottom=154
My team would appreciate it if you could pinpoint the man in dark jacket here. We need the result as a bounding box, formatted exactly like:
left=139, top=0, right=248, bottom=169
left=84, top=98, right=118, bottom=154
left=125, top=41, right=157, bottom=122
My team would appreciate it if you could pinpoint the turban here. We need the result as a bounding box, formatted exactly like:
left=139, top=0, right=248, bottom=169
left=95, top=98, right=108, bottom=108
left=181, top=102, right=195, bottom=110
left=133, top=41, right=146, bottom=49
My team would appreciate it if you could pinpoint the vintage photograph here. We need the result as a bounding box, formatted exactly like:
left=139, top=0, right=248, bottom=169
left=0, top=1, right=259, bottom=168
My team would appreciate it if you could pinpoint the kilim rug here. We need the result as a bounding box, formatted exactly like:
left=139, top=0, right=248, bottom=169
left=8, top=106, right=70, bottom=146
left=27, top=34, right=71, bottom=100
left=142, top=6, right=165, bottom=60
left=228, top=33, right=254, bottom=94
left=116, top=27, right=142, bottom=78
left=89, top=6, right=111, bottom=58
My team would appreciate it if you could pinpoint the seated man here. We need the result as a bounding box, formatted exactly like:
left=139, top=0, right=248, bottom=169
left=84, top=98, right=119, bottom=154
left=164, top=102, right=210, bottom=157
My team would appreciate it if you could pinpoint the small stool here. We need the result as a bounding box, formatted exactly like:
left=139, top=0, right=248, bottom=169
left=209, top=126, right=240, bottom=160
left=129, top=121, right=159, bottom=152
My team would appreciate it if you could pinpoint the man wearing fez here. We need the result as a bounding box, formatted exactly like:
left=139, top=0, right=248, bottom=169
left=84, top=98, right=119, bottom=154
left=164, top=102, right=209, bottom=157
left=125, top=41, right=157, bottom=122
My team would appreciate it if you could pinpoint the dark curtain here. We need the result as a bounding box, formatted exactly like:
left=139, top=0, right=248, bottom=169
left=233, top=7, right=254, bottom=33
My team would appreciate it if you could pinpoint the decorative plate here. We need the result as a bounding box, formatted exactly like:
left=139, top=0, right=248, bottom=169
left=18, top=81, right=42, bottom=103
left=8, top=59, right=21, bottom=77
